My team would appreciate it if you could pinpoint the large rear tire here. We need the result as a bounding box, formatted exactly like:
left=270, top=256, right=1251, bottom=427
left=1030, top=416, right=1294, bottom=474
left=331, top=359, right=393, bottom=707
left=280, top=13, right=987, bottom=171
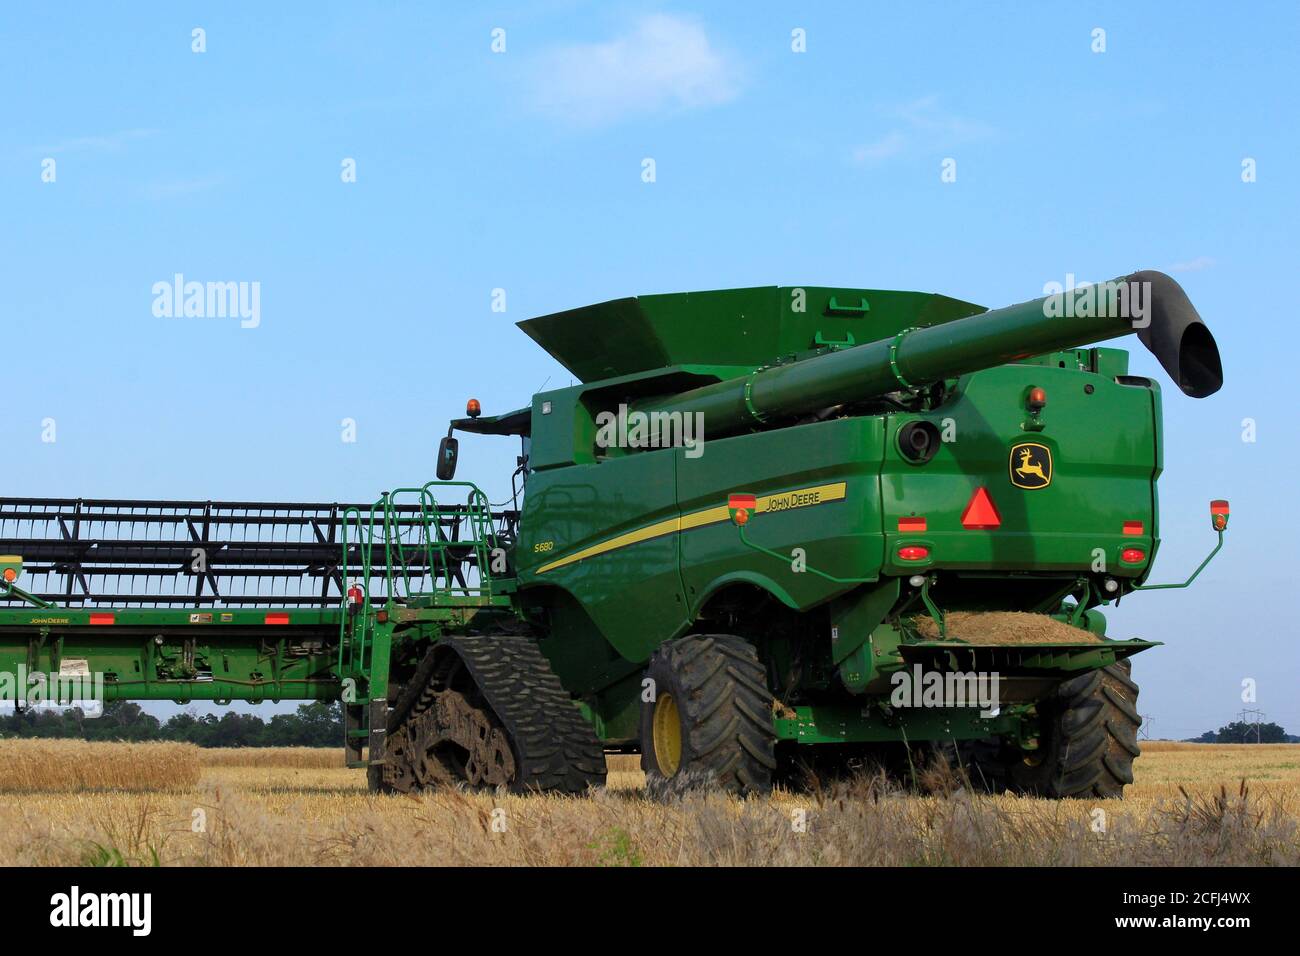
left=639, top=634, right=777, bottom=796
left=1010, top=660, right=1142, bottom=798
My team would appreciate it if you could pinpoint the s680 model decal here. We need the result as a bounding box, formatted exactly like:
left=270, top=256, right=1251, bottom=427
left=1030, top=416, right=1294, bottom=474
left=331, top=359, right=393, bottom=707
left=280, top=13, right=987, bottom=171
left=535, top=482, right=848, bottom=574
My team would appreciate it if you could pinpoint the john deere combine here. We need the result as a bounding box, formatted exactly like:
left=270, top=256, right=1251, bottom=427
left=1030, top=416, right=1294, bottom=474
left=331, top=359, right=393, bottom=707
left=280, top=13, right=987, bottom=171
left=0, top=270, right=1225, bottom=797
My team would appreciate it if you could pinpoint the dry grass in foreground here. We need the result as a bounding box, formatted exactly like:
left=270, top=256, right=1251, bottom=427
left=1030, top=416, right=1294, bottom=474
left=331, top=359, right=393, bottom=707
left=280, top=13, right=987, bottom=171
left=0, top=743, right=1296, bottom=866
left=0, top=740, right=200, bottom=793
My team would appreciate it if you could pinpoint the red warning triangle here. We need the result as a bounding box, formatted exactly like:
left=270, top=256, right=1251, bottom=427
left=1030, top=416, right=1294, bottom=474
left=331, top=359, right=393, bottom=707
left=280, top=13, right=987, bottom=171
left=960, top=487, right=1001, bottom=529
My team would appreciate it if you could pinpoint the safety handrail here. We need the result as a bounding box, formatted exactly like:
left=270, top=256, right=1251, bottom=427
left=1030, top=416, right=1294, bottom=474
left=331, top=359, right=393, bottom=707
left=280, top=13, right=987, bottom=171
left=337, top=503, right=377, bottom=673
left=336, top=480, right=502, bottom=676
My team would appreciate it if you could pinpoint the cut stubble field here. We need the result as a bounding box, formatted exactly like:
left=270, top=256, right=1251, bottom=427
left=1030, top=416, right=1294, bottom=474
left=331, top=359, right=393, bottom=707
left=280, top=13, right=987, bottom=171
left=1, top=741, right=1296, bottom=866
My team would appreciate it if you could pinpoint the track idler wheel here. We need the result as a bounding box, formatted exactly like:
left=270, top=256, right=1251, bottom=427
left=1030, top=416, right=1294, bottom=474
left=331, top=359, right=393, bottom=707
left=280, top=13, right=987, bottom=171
left=410, top=689, right=517, bottom=788
left=378, top=723, right=418, bottom=794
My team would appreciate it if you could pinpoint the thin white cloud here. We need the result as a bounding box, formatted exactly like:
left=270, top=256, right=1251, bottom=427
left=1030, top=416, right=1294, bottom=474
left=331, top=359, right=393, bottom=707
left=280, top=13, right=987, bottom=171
left=529, top=14, right=743, bottom=125
left=890, top=95, right=993, bottom=140
left=849, top=95, right=991, bottom=165
left=1167, top=256, right=1216, bottom=273
left=140, top=175, right=226, bottom=200
left=39, top=128, right=158, bottom=154
left=851, top=132, right=906, bottom=164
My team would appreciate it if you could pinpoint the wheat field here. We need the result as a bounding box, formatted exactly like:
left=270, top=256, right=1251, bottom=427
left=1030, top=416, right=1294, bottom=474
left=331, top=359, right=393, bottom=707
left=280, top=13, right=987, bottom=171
left=196, top=747, right=343, bottom=769
left=0, top=740, right=200, bottom=793
left=0, top=742, right=1295, bottom=866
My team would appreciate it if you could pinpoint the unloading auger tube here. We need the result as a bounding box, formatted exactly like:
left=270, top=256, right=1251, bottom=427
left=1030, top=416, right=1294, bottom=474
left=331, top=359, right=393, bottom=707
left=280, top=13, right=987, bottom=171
left=633, top=270, right=1224, bottom=437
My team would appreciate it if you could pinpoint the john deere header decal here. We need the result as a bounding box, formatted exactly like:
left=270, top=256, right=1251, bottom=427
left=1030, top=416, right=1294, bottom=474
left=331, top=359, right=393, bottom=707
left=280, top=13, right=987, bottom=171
left=1010, top=442, right=1052, bottom=489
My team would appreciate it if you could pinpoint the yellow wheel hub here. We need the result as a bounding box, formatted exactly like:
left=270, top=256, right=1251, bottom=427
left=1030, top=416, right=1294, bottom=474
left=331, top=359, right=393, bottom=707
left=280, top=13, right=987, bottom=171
left=652, top=692, right=682, bottom=775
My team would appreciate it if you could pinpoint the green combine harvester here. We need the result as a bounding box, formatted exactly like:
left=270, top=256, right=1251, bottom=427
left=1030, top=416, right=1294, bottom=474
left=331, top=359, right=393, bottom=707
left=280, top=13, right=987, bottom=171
left=0, top=270, right=1226, bottom=798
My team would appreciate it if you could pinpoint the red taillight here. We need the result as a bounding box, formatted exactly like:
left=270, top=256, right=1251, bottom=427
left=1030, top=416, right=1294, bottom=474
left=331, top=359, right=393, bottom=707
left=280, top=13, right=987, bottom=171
left=898, top=546, right=930, bottom=561
left=264, top=612, right=290, bottom=625
left=89, top=612, right=115, bottom=626
left=898, top=516, right=927, bottom=532
left=1121, top=548, right=1146, bottom=563
left=376, top=610, right=389, bottom=624
left=1123, top=520, right=1144, bottom=536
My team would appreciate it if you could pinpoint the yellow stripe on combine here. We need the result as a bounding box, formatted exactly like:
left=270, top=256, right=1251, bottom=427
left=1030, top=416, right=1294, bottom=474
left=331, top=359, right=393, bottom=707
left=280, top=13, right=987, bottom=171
left=536, top=481, right=847, bottom=574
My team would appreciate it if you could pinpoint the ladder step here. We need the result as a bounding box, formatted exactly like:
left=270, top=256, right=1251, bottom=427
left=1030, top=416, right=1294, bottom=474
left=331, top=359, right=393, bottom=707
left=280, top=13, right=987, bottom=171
left=343, top=702, right=366, bottom=765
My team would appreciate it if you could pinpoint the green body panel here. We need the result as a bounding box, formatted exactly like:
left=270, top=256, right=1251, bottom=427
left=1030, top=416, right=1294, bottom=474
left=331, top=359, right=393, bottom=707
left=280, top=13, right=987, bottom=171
left=676, top=417, right=886, bottom=614
left=878, top=364, right=1158, bottom=575
left=517, top=450, right=689, bottom=660
left=517, top=415, right=889, bottom=664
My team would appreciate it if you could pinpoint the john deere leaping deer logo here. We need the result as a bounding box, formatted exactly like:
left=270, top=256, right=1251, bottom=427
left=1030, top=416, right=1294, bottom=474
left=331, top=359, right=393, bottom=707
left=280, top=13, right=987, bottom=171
left=1009, top=442, right=1052, bottom=489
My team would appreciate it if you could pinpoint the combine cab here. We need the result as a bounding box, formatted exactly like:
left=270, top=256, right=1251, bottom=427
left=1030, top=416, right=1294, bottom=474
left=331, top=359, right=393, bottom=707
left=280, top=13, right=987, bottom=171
left=0, top=271, right=1225, bottom=798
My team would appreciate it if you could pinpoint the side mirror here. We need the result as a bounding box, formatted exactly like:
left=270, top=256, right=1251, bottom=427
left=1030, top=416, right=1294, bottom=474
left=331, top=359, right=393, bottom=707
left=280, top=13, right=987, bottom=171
left=436, top=436, right=459, bottom=481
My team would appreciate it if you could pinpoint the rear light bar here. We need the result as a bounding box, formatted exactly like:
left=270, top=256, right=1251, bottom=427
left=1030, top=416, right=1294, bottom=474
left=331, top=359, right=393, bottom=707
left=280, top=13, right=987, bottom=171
left=89, top=612, right=115, bottom=626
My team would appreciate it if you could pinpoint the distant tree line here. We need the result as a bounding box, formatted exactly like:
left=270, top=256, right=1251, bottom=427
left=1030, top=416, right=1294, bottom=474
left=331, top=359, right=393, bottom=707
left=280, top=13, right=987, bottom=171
left=1186, top=720, right=1296, bottom=744
left=0, top=700, right=341, bottom=747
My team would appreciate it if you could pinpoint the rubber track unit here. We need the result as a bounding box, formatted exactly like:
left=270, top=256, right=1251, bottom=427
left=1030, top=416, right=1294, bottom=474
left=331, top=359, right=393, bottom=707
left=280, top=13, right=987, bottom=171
left=641, top=634, right=777, bottom=795
left=395, top=634, right=606, bottom=794
left=1012, top=660, right=1142, bottom=799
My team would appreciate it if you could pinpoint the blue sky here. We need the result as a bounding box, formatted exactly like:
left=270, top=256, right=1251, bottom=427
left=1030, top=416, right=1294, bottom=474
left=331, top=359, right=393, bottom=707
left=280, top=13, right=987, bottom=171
left=2, top=2, right=1296, bottom=736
